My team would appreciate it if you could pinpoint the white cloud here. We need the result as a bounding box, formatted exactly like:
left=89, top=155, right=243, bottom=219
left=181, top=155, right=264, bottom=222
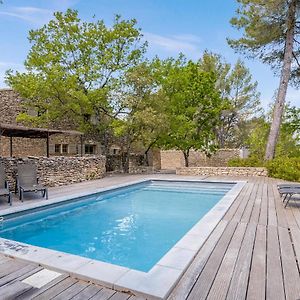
left=0, top=0, right=79, bottom=25
left=0, top=6, right=53, bottom=25
left=143, top=32, right=202, bottom=59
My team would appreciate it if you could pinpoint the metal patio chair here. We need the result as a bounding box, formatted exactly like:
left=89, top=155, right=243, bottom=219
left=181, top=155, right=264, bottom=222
left=0, top=163, right=12, bottom=205
left=278, top=185, right=300, bottom=208
left=17, top=163, right=48, bottom=201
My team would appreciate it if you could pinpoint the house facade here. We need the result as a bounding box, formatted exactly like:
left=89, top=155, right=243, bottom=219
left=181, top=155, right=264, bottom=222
left=0, top=89, right=103, bottom=157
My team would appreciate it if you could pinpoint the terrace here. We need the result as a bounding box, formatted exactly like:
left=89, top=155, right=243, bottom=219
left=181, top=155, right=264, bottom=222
left=0, top=174, right=299, bottom=299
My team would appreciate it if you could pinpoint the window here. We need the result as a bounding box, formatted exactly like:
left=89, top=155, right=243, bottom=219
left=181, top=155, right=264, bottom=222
left=55, top=144, right=61, bottom=154
left=62, top=144, right=69, bottom=154
left=85, top=144, right=96, bottom=155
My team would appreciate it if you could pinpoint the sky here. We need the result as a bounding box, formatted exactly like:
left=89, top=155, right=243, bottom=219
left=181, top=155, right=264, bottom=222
left=0, top=0, right=299, bottom=110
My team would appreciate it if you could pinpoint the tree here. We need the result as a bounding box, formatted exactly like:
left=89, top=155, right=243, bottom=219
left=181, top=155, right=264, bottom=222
left=6, top=9, right=146, bottom=154
left=246, top=104, right=300, bottom=160
left=228, top=0, right=298, bottom=160
left=160, top=59, right=223, bottom=167
left=112, top=61, right=168, bottom=172
left=198, top=51, right=261, bottom=147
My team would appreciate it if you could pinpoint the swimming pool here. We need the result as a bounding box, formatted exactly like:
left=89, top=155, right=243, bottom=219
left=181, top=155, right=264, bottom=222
left=0, top=178, right=245, bottom=299
left=0, top=180, right=232, bottom=272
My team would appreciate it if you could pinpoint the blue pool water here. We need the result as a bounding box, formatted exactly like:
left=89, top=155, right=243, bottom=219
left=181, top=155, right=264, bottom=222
left=0, top=180, right=233, bottom=272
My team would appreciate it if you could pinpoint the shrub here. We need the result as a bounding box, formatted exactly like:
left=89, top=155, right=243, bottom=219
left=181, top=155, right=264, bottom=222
left=266, top=157, right=300, bottom=182
left=228, top=157, right=300, bottom=182
left=227, top=157, right=263, bottom=167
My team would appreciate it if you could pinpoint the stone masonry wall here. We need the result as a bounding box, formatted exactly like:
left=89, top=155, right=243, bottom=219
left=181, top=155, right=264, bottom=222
left=0, top=89, right=83, bottom=157
left=176, top=167, right=268, bottom=177
left=0, top=155, right=106, bottom=190
left=160, top=149, right=240, bottom=169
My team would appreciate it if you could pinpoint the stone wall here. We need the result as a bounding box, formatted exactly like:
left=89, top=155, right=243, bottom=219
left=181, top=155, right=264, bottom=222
left=106, top=154, right=147, bottom=173
left=160, top=149, right=240, bottom=169
left=176, top=167, right=268, bottom=177
left=0, top=89, right=101, bottom=157
left=0, top=155, right=106, bottom=189
left=129, top=166, right=154, bottom=174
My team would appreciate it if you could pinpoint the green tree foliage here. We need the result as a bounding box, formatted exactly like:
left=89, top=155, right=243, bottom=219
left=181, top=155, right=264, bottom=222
left=159, top=59, right=224, bottom=167
left=6, top=9, right=146, bottom=153
left=229, top=0, right=299, bottom=160
left=198, top=51, right=261, bottom=147
left=243, top=104, right=300, bottom=160
left=112, top=61, right=168, bottom=171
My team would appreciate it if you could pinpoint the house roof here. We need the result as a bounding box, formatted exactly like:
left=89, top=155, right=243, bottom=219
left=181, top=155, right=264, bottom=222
left=0, top=123, right=83, bottom=139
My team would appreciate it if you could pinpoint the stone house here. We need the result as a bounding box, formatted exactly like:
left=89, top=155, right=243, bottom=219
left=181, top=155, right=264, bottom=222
left=0, top=88, right=103, bottom=157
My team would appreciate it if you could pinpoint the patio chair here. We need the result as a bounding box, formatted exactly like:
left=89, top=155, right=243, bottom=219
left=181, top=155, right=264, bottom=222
left=277, top=184, right=300, bottom=202
left=0, top=163, right=12, bottom=205
left=277, top=183, right=300, bottom=190
left=17, top=163, right=48, bottom=201
left=278, top=187, right=300, bottom=207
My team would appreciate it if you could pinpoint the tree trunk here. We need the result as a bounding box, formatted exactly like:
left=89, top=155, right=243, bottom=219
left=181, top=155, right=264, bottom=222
left=265, top=0, right=296, bottom=160
left=183, top=149, right=190, bottom=167
left=144, top=139, right=158, bottom=166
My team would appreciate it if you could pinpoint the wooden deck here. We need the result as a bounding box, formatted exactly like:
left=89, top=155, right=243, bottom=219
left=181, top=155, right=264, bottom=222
left=169, top=176, right=300, bottom=300
left=0, top=255, right=140, bottom=300
left=0, top=176, right=300, bottom=299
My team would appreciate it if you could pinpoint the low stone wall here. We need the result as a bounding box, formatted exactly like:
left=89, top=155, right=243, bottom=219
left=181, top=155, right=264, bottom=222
left=0, top=155, right=106, bottom=189
left=176, top=167, right=268, bottom=177
left=129, top=166, right=154, bottom=174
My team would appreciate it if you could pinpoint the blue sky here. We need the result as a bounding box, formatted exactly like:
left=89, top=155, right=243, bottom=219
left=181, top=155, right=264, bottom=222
left=0, top=0, right=299, bottom=109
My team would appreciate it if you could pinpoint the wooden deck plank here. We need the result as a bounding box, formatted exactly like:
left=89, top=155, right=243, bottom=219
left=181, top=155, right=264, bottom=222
left=186, top=221, right=238, bottom=300
left=226, top=223, right=256, bottom=300
left=290, top=226, right=300, bottom=270
left=292, top=207, right=300, bottom=229
left=225, top=183, right=253, bottom=223
left=52, top=280, right=89, bottom=300
left=0, top=281, right=33, bottom=299
left=0, top=264, right=41, bottom=287
left=241, top=179, right=259, bottom=224
left=109, top=292, right=131, bottom=300
left=267, top=181, right=278, bottom=226
left=266, top=226, right=285, bottom=300
left=33, top=277, right=78, bottom=300
left=71, top=284, right=103, bottom=300
left=232, top=183, right=255, bottom=223
left=278, top=226, right=300, bottom=300
left=246, top=224, right=266, bottom=300
left=89, top=287, right=116, bottom=300
left=258, top=183, right=268, bottom=226
left=15, top=274, right=69, bottom=300
left=206, top=222, right=247, bottom=300
left=248, top=179, right=263, bottom=225
left=168, top=220, right=228, bottom=300
left=271, top=182, right=288, bottom=229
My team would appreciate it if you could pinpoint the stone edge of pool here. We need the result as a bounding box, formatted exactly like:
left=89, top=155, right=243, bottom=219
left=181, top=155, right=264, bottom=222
left=0, top=177, right=246, bottom=300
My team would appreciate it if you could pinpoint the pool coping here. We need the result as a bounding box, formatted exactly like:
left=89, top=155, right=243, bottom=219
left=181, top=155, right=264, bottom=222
left=0, top=177, right=246, bottom=300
